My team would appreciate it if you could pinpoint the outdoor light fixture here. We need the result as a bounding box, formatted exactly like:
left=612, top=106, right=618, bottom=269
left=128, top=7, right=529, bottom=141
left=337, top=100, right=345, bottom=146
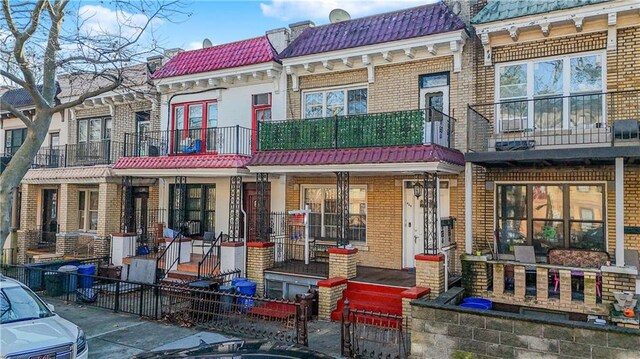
left=413, top=181, right=423, bottom=198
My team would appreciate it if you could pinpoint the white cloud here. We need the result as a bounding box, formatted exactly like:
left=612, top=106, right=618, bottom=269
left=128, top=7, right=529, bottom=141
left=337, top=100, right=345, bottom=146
left=260, top=0, right=433, bottom=22
left=186, top=41, right=203, bottom=51
left=78, top=5, right=163, bottom=38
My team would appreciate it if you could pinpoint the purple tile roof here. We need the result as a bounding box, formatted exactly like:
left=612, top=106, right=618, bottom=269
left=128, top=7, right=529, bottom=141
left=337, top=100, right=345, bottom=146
left=279, top=2, right=466, bottom=59
left=248, top=145, right=465, bottom=167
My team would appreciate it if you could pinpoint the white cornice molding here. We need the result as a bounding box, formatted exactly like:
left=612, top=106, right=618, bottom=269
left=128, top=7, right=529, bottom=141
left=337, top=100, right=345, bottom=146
left=282, top=30, right=468, bottom=78
left=474, top=0, right=640, bottom=43
left=153, top=62, right=283, bottom=94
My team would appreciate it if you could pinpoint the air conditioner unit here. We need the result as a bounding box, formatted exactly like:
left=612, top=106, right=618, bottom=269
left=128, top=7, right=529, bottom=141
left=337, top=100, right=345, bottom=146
left=500, top=118, right=528, bottom=132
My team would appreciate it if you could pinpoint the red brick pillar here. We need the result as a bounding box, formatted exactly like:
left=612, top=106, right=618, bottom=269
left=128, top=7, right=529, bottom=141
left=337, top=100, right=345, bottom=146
left=415, top=254, right=445, bottom=296
left=328, top=247, right=358, bottom=279
left=246, top=242, right=274, bottom=296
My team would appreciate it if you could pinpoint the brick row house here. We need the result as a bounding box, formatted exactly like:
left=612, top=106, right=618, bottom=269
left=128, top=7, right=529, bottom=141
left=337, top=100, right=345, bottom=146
left=462, top=0, right=640, bottom=320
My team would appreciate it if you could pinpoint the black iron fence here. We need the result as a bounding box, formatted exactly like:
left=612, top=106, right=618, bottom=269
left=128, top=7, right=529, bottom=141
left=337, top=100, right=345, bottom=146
left=0, top=264, right=307, bottom=346
left=123, top=125, right=254, bottom=157
left=258, top=107, right=454, bottom=151
left=30, top=140, right=125, bottom=168
left=341, top=300, right=410, bottom=359
left=468, top=90, right=640, bottom=152
left=121, top=208, right=168, bottom=249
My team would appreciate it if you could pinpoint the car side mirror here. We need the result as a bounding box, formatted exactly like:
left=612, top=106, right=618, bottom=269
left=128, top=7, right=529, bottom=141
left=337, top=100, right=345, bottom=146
left=46, top=303, right=55, bottom=312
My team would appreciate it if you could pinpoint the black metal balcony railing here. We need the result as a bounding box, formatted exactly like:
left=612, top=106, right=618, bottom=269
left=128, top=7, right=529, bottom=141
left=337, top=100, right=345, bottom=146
left=123, top=125, right=253, bottom=158
left=258, top=108, right=454, bottom=151
left=26, top=140, right=124, bottom=169
left=468, top=90, right=640, bottom=152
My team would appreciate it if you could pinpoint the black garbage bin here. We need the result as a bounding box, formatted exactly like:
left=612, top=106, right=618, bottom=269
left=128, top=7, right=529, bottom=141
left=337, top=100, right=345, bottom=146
left=189, top=280, right=219, bottom=323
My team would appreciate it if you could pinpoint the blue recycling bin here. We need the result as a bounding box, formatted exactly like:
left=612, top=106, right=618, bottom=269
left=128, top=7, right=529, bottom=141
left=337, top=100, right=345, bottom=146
left=58, top=265, right=78, bottom=293
left=463, top=297, right=493, bottom=309
left=235, top=281, right=257, bottom=311
left=231, top=277, right=247, bottom=287
left=77, top=264, right=96, bottom=289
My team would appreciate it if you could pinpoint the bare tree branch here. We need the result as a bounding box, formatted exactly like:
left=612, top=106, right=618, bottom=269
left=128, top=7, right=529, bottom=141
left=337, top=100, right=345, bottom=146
left=52, top=76, right=122, bottom=112
left=0, top=98, right=35, bottom=129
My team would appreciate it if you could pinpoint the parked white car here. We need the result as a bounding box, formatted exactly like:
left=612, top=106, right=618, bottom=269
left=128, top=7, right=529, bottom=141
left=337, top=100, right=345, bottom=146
left=0, top=275, right=87, bottom=359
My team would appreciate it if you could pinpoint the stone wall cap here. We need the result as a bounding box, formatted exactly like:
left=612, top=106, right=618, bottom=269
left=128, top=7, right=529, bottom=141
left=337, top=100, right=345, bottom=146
left=401, top=287, right=431, bottom=299
left=221, top=241, right=244, bottom=247
left=328, top=247, right=358, bottom=255
left=415, top=253, right=444, bottom=262
left=247, top=241, right=275, bottom=248
left=601, top=265, right=638, bottom=275
left=317, top=277, right=348, bottom=288
left=111, top=233, right=137, bottom=237
left=461, top=254, right=491, bottom=262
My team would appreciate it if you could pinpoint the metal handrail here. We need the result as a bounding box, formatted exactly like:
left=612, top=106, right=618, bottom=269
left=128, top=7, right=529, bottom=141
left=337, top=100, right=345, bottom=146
left=155, top=225, right=186, bottom=283
left=197, top=232, right=223, bottom=279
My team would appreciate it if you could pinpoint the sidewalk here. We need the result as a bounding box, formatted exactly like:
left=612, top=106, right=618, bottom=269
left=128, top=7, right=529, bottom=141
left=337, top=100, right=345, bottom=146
left=48, top=298, right=344, bottom=358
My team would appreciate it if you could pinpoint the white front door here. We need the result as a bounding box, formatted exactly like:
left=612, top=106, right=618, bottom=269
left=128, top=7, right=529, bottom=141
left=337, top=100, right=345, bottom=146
left=420, top=86, right=450, bottom=146
left=403, top=180, right=451, bottom=268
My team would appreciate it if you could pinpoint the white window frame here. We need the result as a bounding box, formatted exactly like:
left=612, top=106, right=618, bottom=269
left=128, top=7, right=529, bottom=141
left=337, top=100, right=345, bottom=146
left=302, top=84, right=368, bottom=119
left=78, top=189, right=99, bottom=233
left=494, top=50, right=607, bottom=132
left=299, top=184, right=368, bottom=243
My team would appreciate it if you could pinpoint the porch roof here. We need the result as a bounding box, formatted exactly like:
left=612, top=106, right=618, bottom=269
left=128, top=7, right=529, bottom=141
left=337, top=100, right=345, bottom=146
left=113, top=154, right=252, bottom=170
left=22, top=165, right=115, bottom=184
left=248, top=144, right=465, bottom=168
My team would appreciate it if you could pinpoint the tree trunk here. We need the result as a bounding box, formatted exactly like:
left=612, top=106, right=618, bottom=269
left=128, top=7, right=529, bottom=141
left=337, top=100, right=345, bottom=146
left=0, top=111, right=52, bottom=253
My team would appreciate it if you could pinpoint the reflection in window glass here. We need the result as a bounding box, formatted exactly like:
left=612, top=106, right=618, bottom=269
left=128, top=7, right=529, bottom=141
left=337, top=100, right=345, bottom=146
left=304, top=93, right=323, bottom=118
left=570, top=94, right=603, bottom=128
left=569, top=186, right=603, bottom=221
left=532, top=186, right=563, bottom=220
left=347, top=89, right=367, bottom=115
left=499, top=64, right=527, bottom=99
left=570, top=222, right=605, bottom=251
left=207, top=103, right=218, bottom=128
left=302, top=187, right=367, bottom=242
left=534, top=60, right=563, bottom=95
left=496, top=185, right=527, bottom=254
left=175, top=106, right=184, bottom=129
left=420, top=73, right=449, bottom=88
left=189, top=105, right=203, bottom=129
left=533, top=220, right=564, bottom=253
left=571, top=55, right=602, bottom=92
left=326, top=91, right=345, bottom=117
left=89, top=119, right=101, bottom=141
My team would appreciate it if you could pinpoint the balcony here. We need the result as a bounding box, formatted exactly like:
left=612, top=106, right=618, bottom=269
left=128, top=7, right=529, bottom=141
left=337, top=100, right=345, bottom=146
left=257, top=108, right=454, bottom=151
left=27, top=140, right=123, bottom=169
left=123, top=126, right=253, bottom=158
left=468, top=91, right=640, bottom=159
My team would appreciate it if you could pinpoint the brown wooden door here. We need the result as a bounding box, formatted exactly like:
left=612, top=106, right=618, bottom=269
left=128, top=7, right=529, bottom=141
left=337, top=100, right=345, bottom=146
left=243, top=182, right=270, bottom=242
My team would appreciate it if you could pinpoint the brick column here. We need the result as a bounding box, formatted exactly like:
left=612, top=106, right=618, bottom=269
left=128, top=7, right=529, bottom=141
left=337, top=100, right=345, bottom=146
left=246, top=242, right=274, bottom=296
left=493, top=262, right=505, bottom=295
left=416, top=254, right=445, bottom=296
left=317, top=277, right=347, bottom=321
left=19, top=184, right=38, bottom=230
left=559, top=269, right=572, bottom=304
left=601, top=266, right=638, bottom=305
left=514, top=265, right=526, bottom=299
left=328, top=247, right=358, bottom=279
left=55, top=233, right=78, bottom=257
left=400, top=287, right=430, bottom=330
left=536, top=267, right=549, bottom=301
left=461, top=255, right=492, bottom=297
left=97, top=182, right=121, bottom=237
left=16, top=230, right=38, bottom=264
left=584, top=272, right=597, bottom=307
left=58, top=183, right=79, bottom=233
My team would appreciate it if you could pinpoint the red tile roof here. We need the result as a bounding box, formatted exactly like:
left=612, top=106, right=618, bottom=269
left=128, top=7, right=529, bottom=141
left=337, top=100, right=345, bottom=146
left=152, top=36, right=279, bottom=79
left=113, top=155, right=251, bottom=170
left=247, top=145, right=465, bottom=167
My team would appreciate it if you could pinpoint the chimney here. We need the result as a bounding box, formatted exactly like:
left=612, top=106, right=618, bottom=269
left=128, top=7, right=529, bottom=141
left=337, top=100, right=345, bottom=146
left=288, top=20, right=315, bottom=43
left=146, top=55, right=164, bottom=76
left=164, top=48, right=184, bottom=62
left=266, top=27, right=291, bottom=54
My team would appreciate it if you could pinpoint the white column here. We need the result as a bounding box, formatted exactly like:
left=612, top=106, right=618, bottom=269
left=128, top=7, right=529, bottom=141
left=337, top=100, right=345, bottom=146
left=615, top=157, right=625, bottom=267
left=465, top=162, right=473, bottom=254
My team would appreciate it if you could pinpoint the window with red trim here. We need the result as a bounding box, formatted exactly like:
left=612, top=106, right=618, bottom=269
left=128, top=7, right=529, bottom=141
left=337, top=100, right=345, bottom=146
left=171, top=100, right=218, bottom=154
left=252, top=93, right=271, bottom=152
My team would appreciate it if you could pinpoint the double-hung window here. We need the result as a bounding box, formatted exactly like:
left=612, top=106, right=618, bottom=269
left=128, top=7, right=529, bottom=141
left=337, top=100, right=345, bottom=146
left=301, top=185, right=367, bottom=242
left=497, top=53, right=604, bottom=132
left=78, top=117, right=111, bottom=143
left=496, top=183, right=605, bottom=255
left=303, top=87, right=368, bottom=118
left=78, top=190, right=99, bottom=232
left=5, top=128, right=27, bottom=155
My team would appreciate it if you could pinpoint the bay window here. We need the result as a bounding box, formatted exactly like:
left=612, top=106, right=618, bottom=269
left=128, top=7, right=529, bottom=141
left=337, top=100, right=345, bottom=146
left=497, top=53, right=604, bottom=132
left=78, top=190, right=98, bottom=232
left=496, top=184, right=605, bottom=255
left=303, top=87, right=367, bottom=118
left=302, top=185, right=367, bottom=242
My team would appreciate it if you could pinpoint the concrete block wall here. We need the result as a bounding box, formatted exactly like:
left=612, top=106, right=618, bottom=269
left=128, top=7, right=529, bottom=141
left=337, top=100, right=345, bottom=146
left=411, top=299, right=640, bottom=359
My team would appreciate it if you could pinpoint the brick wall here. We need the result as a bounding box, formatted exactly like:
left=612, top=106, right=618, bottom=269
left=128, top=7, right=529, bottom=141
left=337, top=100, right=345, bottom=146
left=411, top=297, right=640, bottom=359
left=97, top=182, right=122, bottom=237
left=285, top=174, right=465, bottom=270
left=246, top=243, right=274, bottom=296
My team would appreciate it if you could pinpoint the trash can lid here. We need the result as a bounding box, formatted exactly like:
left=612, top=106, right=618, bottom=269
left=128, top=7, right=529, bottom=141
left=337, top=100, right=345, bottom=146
left=77, top=264, right=96, bottom=269
left=219, top=285, right=234, bottom=291
left=189, top=280, right=215, bottom=288
left=58, top=265, right=78, bottom=272
left=235, top=280, right=256, bottom=288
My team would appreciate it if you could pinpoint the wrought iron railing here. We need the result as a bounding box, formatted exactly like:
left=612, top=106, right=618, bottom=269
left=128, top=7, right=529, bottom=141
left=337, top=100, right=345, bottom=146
left=197, top=232, right=223, bottom=279
left=29, top=140, right=124, bottom=168
left=258, top=108, right=454, bottom=151
left=468, top=90, right=640, bottom=152
left=123, top=125, right=253, bottom=158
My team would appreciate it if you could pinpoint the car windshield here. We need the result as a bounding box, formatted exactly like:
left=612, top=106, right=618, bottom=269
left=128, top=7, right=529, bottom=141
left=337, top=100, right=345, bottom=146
left=0, top=285, right=53, bottom=324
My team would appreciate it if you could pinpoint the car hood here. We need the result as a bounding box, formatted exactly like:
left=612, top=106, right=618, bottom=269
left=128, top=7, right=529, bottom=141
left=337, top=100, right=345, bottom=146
left=1, top=315, right=78, bottom=356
